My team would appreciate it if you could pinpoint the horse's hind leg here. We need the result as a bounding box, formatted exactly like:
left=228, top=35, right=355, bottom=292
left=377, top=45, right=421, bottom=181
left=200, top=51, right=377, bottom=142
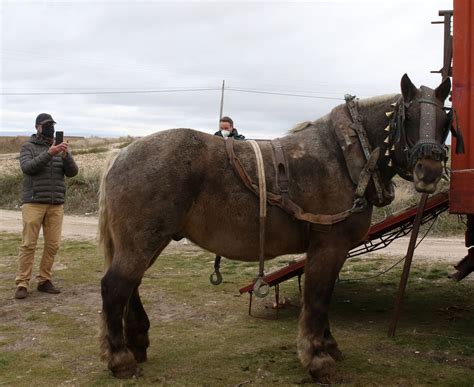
left=123, top=239, right=170, bottom=363
left=297, top=241, right=347, bottom=382
left=101, top=263, right=142, bottom=378
left=124, top=285, right=150, bottom=363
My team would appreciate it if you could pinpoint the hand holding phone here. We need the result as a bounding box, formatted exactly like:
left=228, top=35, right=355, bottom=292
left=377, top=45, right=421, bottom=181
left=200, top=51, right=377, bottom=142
left=55, top=131, right=64, bottom=144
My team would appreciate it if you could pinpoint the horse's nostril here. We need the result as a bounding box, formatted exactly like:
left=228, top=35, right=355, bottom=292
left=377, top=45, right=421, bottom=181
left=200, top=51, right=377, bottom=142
left=415, top=163, right=424, bottom=179
left=416, top=161, right=442, bottom=184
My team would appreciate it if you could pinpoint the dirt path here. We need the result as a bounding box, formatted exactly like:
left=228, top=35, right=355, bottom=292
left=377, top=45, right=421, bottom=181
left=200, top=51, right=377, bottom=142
left=1, top=209, right=99, bottom=240
left=0, top=209, right=467, bottom=263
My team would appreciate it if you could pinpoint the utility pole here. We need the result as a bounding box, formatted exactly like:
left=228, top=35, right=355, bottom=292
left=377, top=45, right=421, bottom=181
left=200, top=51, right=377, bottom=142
left=218, top=80, right=225, bottom=131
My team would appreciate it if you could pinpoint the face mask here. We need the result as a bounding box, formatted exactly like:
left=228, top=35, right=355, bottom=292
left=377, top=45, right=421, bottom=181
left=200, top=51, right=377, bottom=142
left=221, top=129, right=231, bottom=138
left=42, top=124, right=55, bottom=138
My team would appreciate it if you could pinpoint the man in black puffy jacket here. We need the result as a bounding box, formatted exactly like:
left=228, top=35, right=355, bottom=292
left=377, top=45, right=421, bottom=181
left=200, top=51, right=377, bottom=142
left=14, top=113, right=78, bottom=299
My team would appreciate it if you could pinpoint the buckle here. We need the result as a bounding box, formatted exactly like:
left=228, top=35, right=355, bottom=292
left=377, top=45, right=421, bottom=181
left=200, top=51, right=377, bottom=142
left=351, top=197, right=367, bottom=213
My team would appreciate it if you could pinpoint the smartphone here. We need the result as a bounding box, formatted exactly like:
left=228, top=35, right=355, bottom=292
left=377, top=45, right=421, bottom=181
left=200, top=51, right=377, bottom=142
left=55, top=131, right=64, bottom=145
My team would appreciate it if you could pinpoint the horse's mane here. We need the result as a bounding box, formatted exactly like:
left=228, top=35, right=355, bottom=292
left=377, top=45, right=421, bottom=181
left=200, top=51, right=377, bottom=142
left=288, top=93, right=399, bottom=134
left=289, top=114, right=330, bottom=133
left=356, top=93, right=399, bottom=108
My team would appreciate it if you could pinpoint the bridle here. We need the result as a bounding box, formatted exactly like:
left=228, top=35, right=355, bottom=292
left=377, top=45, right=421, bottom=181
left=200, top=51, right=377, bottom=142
left=384, top=86, right=463, bottom=180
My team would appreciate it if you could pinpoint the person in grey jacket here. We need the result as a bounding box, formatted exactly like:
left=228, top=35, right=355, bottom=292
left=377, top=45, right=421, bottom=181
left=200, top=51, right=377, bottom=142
left=14, top=113, right=79, bottom=299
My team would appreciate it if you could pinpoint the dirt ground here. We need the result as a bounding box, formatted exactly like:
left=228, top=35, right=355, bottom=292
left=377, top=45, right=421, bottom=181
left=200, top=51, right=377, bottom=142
left=0, top=209, right=467, bottom=263
left=1, top=210, right=473, bottom=384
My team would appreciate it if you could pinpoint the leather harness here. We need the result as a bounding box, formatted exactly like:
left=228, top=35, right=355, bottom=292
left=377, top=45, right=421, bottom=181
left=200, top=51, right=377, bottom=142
left=224, top=97, right=382, bottom=296
left=225, top=139, right=367, bottom=228
left=214, top=91, right=464, bottom=295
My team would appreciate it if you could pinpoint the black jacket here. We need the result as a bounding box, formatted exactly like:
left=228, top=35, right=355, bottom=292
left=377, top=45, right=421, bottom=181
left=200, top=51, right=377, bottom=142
left=214, top=128, right=245, bottom=140
left=20, top=134, right=79, bottom=204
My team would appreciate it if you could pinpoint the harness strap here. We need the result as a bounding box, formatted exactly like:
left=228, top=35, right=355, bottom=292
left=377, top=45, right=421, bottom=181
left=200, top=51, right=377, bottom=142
left=225, top=138, right=361, bottom=226
left=354, top=147, right=381, bottom=199
left=247, top=140, right=267, bottom=279
left=272, top=139, right=289, bottom=198
left=344, top=95, right=385, bottom=205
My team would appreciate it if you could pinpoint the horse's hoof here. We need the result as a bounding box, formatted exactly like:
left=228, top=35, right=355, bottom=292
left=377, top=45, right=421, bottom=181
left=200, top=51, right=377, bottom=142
left=327, top=345, right=344, bottom=361
left=307, top=352, right=336, bottom=383
left=131, top=348, right=147, bottom=363
left=113, top=365, right=141, bottom=379
left=109, top=350, right=140, bottom=379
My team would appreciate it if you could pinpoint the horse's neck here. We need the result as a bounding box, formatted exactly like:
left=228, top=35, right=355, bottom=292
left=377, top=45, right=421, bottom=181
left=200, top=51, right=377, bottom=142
left=357, top=94, right=400, bottom=180
left=357, top=95, right=398, bottom=144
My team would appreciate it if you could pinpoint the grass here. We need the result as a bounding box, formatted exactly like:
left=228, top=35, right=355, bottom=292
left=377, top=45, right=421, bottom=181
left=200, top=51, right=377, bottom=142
left=73, top=147, right=109, bottom=155
left=0, top=232, right=473, bottom=385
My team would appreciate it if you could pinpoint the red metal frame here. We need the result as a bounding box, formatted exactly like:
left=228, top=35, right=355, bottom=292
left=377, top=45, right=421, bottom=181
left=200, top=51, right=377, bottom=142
left=450, top=0, right=474, bottom=214
left=239, top=193, right=449, bottom=297
left=239, top=3, right=473, bottom=315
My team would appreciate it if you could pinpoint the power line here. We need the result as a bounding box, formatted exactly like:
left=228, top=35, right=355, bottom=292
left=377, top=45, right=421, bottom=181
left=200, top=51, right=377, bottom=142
left=226, top=87, right=345, bottom=100
left=0, top=86, right=347, bottom=100
left=0, top=88, right=220, bottom=96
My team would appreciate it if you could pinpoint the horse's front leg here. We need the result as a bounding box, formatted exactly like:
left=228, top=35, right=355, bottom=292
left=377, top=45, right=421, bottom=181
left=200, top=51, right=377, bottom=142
left=297, top=241, right=347, bottom=382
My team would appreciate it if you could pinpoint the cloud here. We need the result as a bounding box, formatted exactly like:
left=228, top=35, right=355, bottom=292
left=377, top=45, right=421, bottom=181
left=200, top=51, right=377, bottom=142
left=1, top=0, right=452, bottom=138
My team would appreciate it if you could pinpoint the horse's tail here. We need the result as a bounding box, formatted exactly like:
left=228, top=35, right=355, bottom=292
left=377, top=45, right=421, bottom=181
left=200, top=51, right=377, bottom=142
left=98, top=151, right=119, bottom=271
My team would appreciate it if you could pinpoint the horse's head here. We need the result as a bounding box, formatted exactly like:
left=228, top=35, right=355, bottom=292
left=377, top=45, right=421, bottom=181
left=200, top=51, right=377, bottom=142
left=388, top=74, right=452, bottom=193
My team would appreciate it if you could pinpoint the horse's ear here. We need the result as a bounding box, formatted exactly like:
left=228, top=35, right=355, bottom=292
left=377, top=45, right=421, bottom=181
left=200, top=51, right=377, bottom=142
left=435, top=77, right=451, bottom=102
left=401, top=73, right=417, bottom=102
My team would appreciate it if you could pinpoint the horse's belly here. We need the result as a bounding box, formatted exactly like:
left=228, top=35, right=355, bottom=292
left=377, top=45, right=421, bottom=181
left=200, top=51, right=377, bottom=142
left=183, top=199, right=305, bottom=261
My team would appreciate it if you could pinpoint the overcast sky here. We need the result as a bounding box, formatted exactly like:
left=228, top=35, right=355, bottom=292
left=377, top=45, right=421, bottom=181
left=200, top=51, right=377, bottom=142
left=0, top=0, right=452, bottom=139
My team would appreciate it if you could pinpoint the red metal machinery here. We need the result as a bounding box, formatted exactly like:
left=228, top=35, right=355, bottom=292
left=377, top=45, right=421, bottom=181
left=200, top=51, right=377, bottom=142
left=450, top=0, right=474, bottom=213
left=239, top=2, right=473, bottom=323
left=239, top=193, right=449, bottom=318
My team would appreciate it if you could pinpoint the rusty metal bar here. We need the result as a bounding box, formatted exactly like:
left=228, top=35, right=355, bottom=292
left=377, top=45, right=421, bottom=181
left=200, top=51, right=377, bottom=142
left=387, top=193, right=429, bottom=337
left=431, top=10, right=453, bottom=79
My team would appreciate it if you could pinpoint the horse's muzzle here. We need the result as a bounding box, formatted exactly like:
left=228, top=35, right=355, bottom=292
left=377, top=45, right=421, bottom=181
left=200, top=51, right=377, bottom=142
left=412, top=158, right=443, bottom=193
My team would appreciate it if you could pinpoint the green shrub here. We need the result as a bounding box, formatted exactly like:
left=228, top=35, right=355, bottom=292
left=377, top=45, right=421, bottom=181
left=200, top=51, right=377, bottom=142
left=116, top=135, right=136, bottom=148
left=0, top=172, right=22, bottom=209
left=64, top=171, right=101, bottom=214
left=73, top=147, right=109, bottom=155
left=0, top=170, right=101, bottom=215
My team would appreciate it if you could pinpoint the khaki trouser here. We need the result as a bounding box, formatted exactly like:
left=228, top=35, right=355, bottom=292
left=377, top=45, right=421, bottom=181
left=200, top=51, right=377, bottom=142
left=15, top=203, right=64, bottom=288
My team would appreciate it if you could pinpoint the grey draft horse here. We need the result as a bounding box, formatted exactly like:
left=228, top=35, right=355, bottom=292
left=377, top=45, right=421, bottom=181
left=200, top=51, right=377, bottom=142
left=98, top=75, right=452, bottom=381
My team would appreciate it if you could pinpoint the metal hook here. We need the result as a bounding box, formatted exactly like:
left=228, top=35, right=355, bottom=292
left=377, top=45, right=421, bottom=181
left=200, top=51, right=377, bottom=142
left=209, top=270, right=223, bottom=285
left=253, top=276, right=270, bottom=298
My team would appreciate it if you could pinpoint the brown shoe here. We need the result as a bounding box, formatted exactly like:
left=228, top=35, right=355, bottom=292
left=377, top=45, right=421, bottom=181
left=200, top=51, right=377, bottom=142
left=15, top=286, right=28, bottom=299
left=37, top=280, right=61, bottom=294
